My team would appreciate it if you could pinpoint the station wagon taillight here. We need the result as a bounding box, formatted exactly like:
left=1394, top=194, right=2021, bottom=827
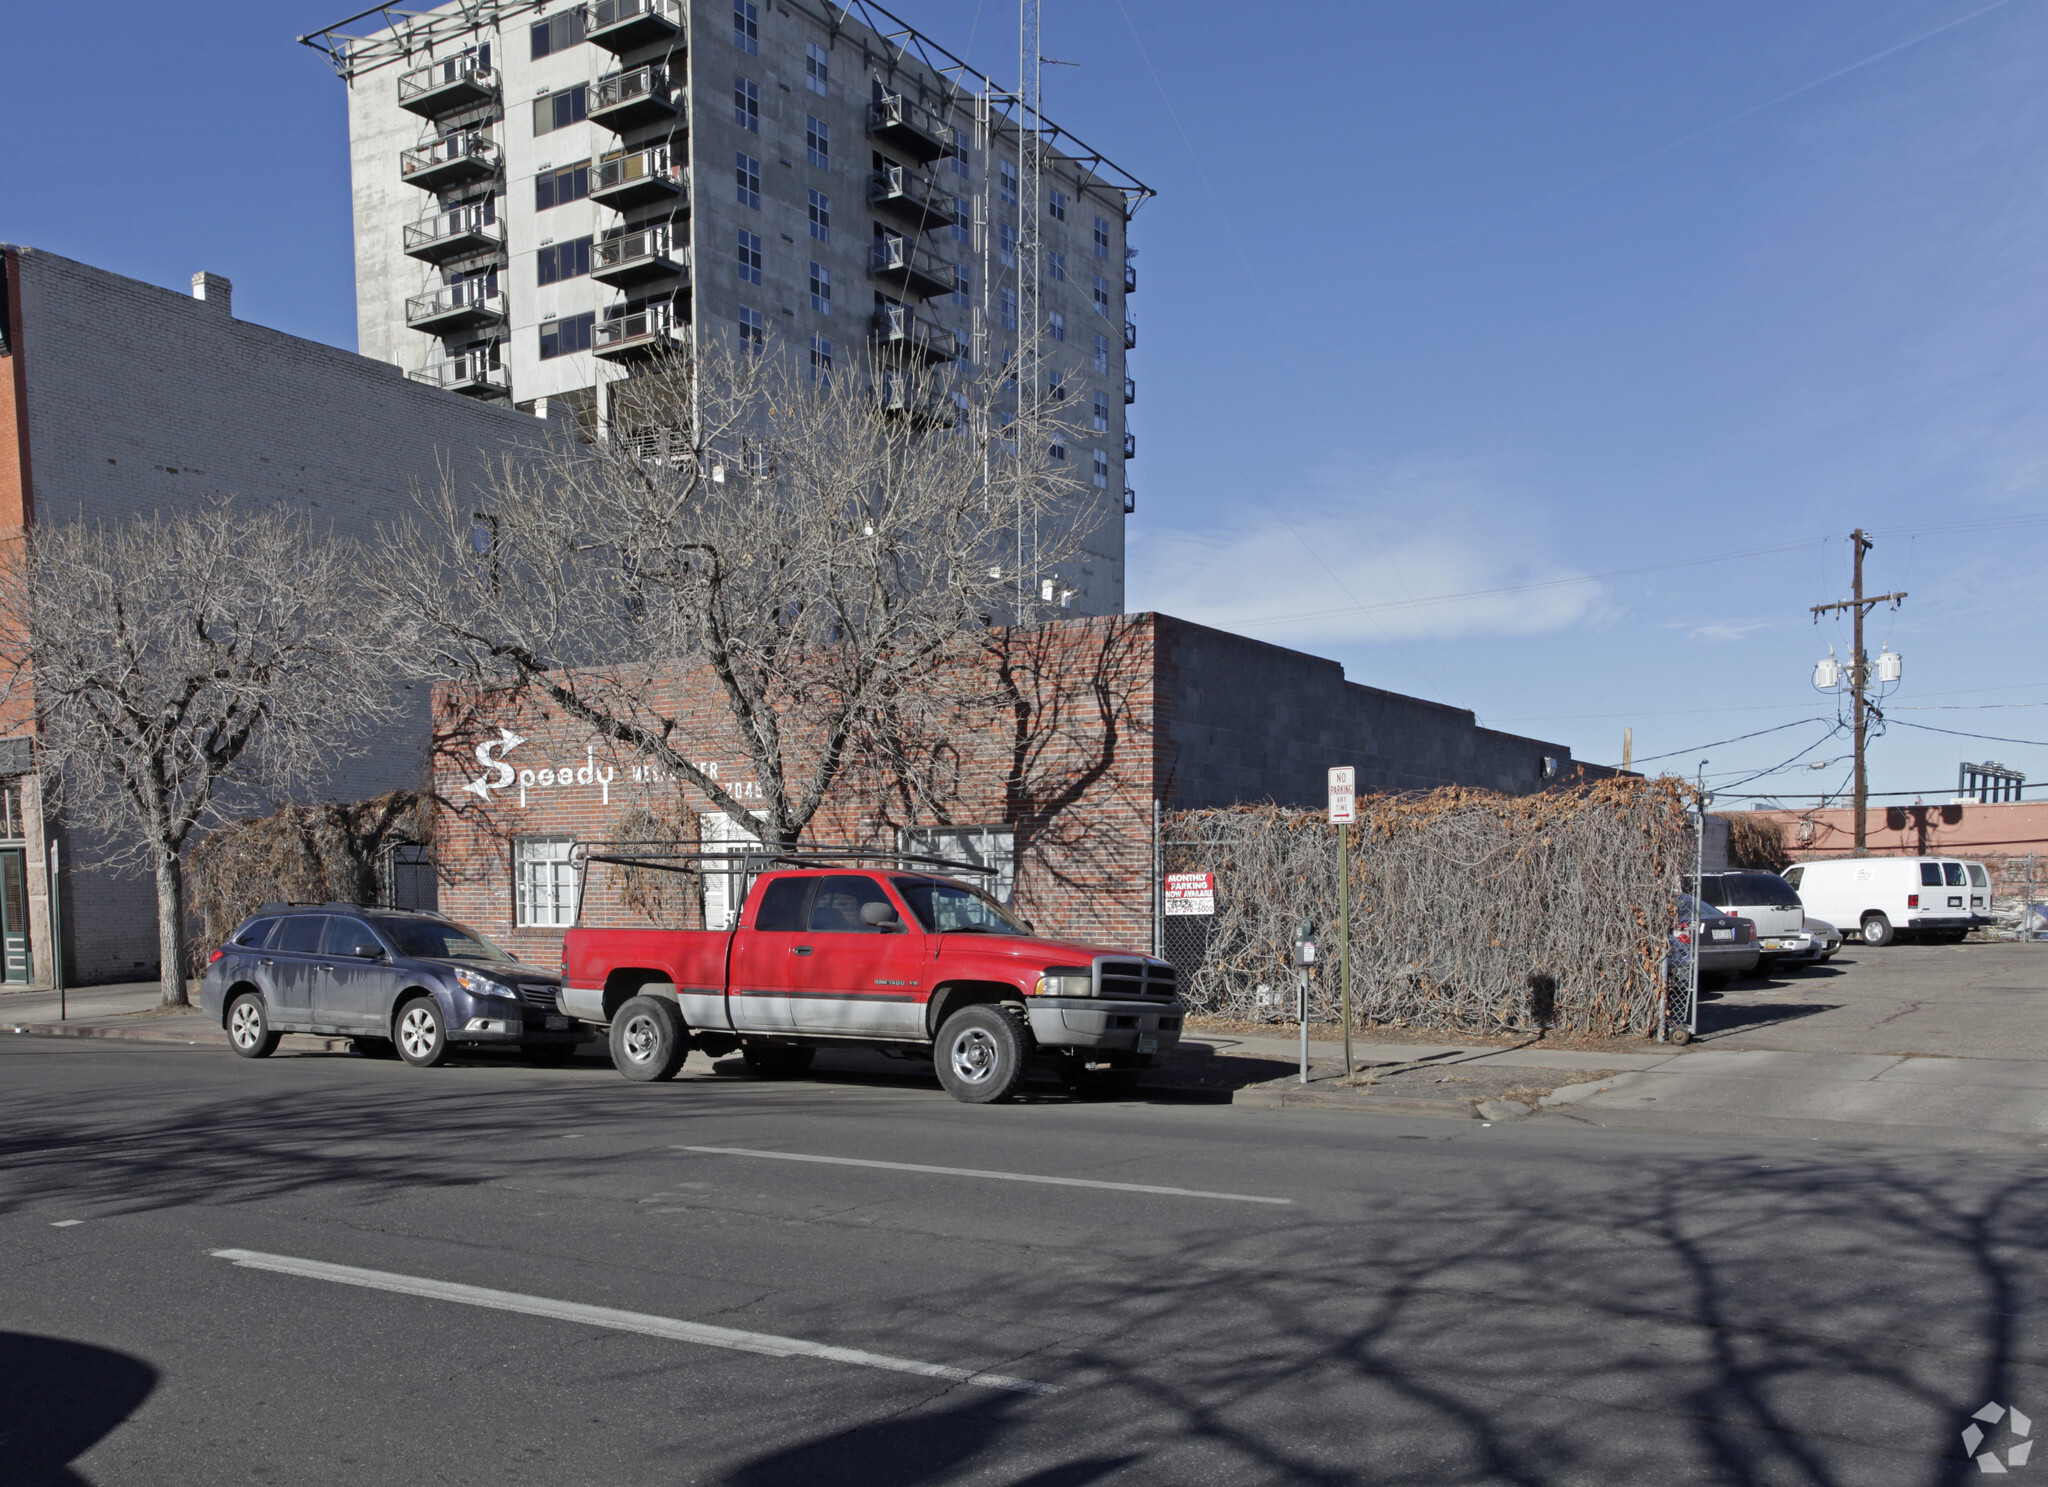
left=208, top=948, right=225, bottom=964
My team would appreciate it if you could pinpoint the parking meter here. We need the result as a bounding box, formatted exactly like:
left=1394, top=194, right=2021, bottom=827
left=1292, top=919, right=1316, bottom=1082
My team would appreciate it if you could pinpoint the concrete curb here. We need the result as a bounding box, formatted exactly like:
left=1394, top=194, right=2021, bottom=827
left=1233, top=1085, right=1479, bottom=1119
left=7, top=1021, right=355, bottom=1053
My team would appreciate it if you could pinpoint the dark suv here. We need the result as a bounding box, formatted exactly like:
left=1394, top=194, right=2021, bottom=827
left=198, top=903, right=587, bottom=1067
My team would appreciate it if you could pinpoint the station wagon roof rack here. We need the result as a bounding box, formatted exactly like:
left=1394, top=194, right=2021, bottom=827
left=253, top=902, right=450, bottom=919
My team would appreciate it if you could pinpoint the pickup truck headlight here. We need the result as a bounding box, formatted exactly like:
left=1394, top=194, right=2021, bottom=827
left=452, top=968, right=511, bottom=998
left=1035, top=970, right=1093, bottom=998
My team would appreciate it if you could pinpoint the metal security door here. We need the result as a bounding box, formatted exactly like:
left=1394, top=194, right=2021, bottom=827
left=0, top=848, right=29, bottom=983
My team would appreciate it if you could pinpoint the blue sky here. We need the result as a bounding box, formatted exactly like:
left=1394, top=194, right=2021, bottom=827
left=5, top=0, right=2047, bottom=804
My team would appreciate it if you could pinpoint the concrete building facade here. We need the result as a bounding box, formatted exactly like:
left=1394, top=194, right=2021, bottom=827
left=0, top=244, right=568, bottom=985
left=307, top=0, right=1149, bottom=616
left=428, top=612, right=1608, bottom=969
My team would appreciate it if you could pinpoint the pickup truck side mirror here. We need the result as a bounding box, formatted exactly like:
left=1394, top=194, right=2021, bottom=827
left=860, top=902, right=903, bottom=931
left=352, top=942, right=385, bottom=959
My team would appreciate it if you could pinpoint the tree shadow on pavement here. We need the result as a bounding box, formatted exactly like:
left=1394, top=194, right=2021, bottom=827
left=0, top=1333, right=158, bottom=1486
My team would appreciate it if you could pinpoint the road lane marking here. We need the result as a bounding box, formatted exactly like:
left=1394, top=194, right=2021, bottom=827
left=50, top=1220, right=82, bottom=1228
left=675, top=1146, right=1295, bottom=1205
left=208, top=1249, right=1056, bottom=1395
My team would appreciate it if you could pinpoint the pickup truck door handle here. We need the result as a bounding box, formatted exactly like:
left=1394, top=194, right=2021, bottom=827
left=791, top=945, right=814, bottom=956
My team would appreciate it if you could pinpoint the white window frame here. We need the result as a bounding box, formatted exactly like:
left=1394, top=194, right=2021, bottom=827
left=515, top=836, right=579, bottom=928
left=701, top=811, right=766, bottom=929
left=805, top=39, right=829, bottom=95
left=902, top=825, right=1017, bottom=903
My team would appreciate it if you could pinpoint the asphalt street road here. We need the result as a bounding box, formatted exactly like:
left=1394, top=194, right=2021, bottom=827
left=3, top=1036, right=2042, bottom=1486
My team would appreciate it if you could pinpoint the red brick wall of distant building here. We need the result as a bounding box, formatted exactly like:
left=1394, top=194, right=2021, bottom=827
left=1738, top=800, right=2048, bottom=898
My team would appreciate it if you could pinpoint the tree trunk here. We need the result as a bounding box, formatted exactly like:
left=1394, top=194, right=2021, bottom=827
left=155, top=848, right=188, bottom=1008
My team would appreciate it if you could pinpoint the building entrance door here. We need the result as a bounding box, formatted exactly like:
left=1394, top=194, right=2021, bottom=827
left=0, top=848, right=32, bottom=984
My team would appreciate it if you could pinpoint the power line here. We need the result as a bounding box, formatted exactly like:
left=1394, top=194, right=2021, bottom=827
left=1888, top=719, right=2048, bottom=749
left=1627, top=717, right=1835, bottom=767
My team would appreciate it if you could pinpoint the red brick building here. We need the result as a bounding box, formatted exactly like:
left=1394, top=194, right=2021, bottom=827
left=1738, top=799, right=2048, bottom=900
left=434, top=612, right=1609, bottom=965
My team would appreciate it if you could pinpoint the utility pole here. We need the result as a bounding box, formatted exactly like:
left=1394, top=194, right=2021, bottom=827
left=1810, top=529, right=1906, bottom=856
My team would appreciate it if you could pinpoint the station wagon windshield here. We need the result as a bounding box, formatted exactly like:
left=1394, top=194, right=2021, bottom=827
left=372, top=917, right=516, bottom=962
left=892, top=877, right=1029, bottom=935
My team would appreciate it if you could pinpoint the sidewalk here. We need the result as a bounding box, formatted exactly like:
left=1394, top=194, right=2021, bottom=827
left=4, top=987, right=353, bottom=1054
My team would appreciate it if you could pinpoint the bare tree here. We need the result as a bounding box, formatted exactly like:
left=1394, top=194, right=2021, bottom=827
left=0, top=500, right=398, bottom=1004
left=375, top=336, right=1098, bottom=847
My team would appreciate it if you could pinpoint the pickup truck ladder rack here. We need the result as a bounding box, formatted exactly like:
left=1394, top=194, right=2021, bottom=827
left=565, top=841, right=998, bottom=928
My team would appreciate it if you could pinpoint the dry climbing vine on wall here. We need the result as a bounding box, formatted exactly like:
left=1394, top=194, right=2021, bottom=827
left=1161, top=775, right=1696, bottom=1038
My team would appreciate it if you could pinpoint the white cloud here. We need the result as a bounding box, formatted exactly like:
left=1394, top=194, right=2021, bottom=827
left=1126, top=456, right=1609, bottom=644
left=1688, top=619, right=1770, bottom=642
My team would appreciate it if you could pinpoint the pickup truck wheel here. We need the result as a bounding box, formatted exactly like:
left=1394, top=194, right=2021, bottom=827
left=1860, top=913, right=1894, bottom=948
left=741, top=1044, right=816, bottom=1079
left=936, top=1005, right=1031, bottom=1104
left=611, top=995, right=688, bottom=1082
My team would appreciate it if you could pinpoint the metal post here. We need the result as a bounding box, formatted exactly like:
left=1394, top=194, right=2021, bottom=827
left=49, top=839, right=63, bottom=1022
left=1850, top=531, right=1869, bottom=855
left=1339, top=821, right=1353, bottom=1082
left=1689, top=765, right=1706, bottom=1038
left=1298, top=965, right=1309, bottom=1084
left=1151, top=798, right=1163, bottom=958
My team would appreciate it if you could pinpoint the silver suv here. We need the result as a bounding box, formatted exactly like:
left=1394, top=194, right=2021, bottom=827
left=199, top=904, right=587, bottom=1067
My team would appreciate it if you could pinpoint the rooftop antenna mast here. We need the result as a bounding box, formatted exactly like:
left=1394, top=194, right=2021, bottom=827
left=1016, top=0, right=1043, bottom=615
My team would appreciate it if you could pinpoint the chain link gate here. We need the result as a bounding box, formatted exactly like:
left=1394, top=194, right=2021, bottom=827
left=378, top=840, right=440, bottom=913
left=1150, top=802, right=1290, bottom=1021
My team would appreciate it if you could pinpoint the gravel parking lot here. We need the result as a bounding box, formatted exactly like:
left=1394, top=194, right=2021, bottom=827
left=1692, top=939, right=2045, bottom=1060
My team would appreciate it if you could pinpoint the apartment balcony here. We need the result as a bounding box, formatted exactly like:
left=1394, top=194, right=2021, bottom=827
left=1123, top=317, right=1137, bottom=350
left=1123, top=374, right=1135, bottom=405
left=400, top=133, right=499, bottom=192
left=590, top=144, right=685, bottom=209
left=871, top=303, right=956, bottom=365
left=869, top=237, right=956, bottom=299
left=397, top=55, right=497, bottom=118
left=868, top=165, right=959, bottom=230
left=867, top=93, right=956, bottom=164
left=1122, top=431, right=1136, bottom=460
left=586, top=0, right=682, bottom=52
left=1124, top=259, right=1137, bottom=293
left=590, top=66, right=679, bottom=132
left=878, top=374, right=957, bottom=429
left=592, top=227, right=688, bottom=288
left=402, top=203, right=504, bottom=263
left=593, top=302, right=685, bottom=361
left=1123, top=485, right=1136, bottom=515
left=408, top=349, right=508, bottom=398
left=405, top=280, right=506, bottom=334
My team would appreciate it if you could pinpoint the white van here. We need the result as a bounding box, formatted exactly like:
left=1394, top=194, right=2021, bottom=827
left=1781, top=857, right=1975, bottom=946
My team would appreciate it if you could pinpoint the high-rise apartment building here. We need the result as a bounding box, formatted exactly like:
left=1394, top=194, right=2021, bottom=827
left=304, top=0, right=1150, bottom=613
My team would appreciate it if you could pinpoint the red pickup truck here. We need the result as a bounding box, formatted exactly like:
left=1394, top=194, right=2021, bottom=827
left=559, top=863, right=1183, bottom=1102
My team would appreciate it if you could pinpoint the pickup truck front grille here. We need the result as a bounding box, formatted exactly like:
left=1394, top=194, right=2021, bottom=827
left=1096, top=957, right=1177, bottom=1000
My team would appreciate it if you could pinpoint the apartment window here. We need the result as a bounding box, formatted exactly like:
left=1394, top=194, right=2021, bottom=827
left=537, top=235, right=592, bottom=284
left=737, top=229, right=763, bottom=285
left=950, top=265, right=969, bottom=308
left=1049, top=436, right=1066, bottom=461
left=1093, top=391, right=1109, bottom=431
left=1048, top=250, right=1065, bottom=283
left=1093, top=274, right=1111, bottom=316
left=1048, top=188, right=1067, bottom=221
left=999, top=159, right=1018, bottom=205
left=737, top=151, right=761, bottom=208
left=808, top=188, right=830, bottom=242
left=533, top=83, right=588, bottom=135
left=539, top=312, right=595, bottom=358
left=515, top=837, right=579, bottom=927
left=805, top=114, right=829, bottom=168
left=805, top=40, right=829, bottom=96
left=535, top=160, right=589, bottom=210
left=950, top=149, right=971, bottom=179
left=1094, top=215, right=1111, bottom=258
left=734, top=0, right=758, bottom=53
left=1093, top=333, right=1109, bottom=374
left=810, top=261, right=832, bottom=314
left=1092, top=449, right=1109, bottom=488
left=1048, top=373, right=1066, bottom=403
left=735, top=74, right=759, bottom=131
left=738, top=304, right=765, bottom=353
left=530, top=10, right=584, bottom=59
left=1000, top=286, right=1017, bottom=331
left=810, top=332, right=833, bottom=380
left=1048, top=311, right=1065, bottom=341
left=951, top=201, right=970, bottom=244
left=999, top=222, right=1016, bottom=268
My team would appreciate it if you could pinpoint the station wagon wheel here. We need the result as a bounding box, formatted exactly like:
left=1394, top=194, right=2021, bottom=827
left=226, top=992, right=280, bottom=1059
left=395, top=996, right=450, bottom=1067
left=935, top=1005, right=1031, bottom=1104
left=609, top=994, right=687, bottom=1082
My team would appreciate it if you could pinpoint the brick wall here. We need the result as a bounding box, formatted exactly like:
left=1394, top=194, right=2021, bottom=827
left=4, top=244, right=570, bottom=984
left=1739, top=800, right=2048, bottom=901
